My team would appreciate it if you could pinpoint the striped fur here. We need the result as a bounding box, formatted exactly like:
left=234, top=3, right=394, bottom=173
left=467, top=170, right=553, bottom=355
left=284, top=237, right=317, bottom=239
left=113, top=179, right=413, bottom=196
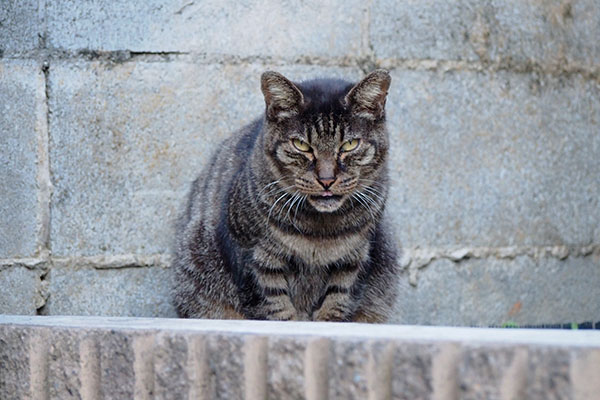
left=172, top=70, right=399, bottom=322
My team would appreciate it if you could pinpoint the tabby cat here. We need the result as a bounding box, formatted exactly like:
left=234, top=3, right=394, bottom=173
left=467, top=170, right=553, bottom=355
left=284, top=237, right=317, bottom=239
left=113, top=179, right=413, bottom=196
left=172, top=70, right=399, bottom=322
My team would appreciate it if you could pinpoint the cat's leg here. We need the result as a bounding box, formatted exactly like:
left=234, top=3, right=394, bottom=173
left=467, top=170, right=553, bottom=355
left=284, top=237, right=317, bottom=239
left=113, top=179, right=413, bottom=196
left=251, top=247, right=301, bottom=321
left=350, top=230, right=399, bottom=324
left=312, top=262, right=361, bottom=322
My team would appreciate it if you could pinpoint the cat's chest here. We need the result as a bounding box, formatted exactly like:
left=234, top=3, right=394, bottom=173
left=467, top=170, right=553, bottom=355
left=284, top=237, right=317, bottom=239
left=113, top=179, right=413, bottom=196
left=286, top=262, right=329, bottom=314
left=268, top=228, right=367, bottom=266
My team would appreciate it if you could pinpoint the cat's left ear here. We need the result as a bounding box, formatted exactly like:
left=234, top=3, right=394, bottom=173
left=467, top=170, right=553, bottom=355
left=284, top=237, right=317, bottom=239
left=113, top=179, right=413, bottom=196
left=261, top=71, right=304, bottom=121
left=344, top=69, right=391, bottom=120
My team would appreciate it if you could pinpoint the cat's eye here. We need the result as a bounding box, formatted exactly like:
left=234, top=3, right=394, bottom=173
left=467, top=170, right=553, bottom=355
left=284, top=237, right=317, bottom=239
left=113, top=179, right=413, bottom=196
left=340, top=139, right=360, bottom=152
left=292, top=139, right=311, bottom=152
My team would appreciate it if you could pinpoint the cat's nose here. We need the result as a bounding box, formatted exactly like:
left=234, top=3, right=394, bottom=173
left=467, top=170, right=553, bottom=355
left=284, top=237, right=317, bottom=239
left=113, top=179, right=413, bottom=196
left=317, top=177, right=336, bottom=189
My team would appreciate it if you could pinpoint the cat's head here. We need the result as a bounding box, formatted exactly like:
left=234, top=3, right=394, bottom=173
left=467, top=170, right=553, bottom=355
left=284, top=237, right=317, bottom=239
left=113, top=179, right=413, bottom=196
left=260, top=70, right=391, bottom=213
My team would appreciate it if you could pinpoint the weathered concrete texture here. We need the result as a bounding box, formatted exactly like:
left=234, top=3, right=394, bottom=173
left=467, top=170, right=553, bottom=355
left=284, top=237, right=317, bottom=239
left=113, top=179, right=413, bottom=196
left=394, top=255, right=600, bottom=326
left=458, top=346, right=526, bottom=399
left=45, top=0, right=366, bottom=58
left=0, top=60, right=45, bottom=258
left=0, top=0, right=41, bottom=56
left=387, top=68, right=600, bottom=248
left=47, top=329, right=86, bottom=400
left=0, top=265, right=46, bottom=315
left=48, top=61, right=361, bottom=256
left=267, top=337, right=306, bottom=399
left=392, top=342, right=435, bottom=398
left=1, top=316, right=599, bottom=400
left=153, top=332, right=191, bottom=399
left=206, top=335, right=245, bottom=399
left=43, top=263, right=177, bottom=317
left=329, top=340, right=369, bottom=399
left=371, top=0, right=600, bottom=70
left=0, top=325, right=49, bottom=400
left=525, top=347, right=572, bottom=400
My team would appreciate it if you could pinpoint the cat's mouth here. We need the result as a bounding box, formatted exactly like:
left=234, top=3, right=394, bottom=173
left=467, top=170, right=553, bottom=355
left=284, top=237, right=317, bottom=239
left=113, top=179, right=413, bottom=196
left=307, top=192, right=345, bottom=212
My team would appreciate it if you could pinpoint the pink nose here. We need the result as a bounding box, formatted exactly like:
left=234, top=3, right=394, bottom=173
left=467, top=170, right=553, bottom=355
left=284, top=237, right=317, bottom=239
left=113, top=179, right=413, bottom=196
left=318, top=177, right=336, bottom=189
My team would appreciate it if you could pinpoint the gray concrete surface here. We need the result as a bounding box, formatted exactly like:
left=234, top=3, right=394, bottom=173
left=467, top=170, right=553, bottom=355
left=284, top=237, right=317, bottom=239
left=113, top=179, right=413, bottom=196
left=0, top=0, right=599, bottom=326
left=0, top=60, right=45, bottom=258
left=1, top=316, right=599, bottom=399
left=394, top=254, right=600, bottom=326
left=371, top=0, right=600, bottom=70
left=0, top=0, right=40, bottom=57
left=387, top=69, right=600, bottom=248
left=43, top=260, right=176, bottom=317
left=45, top=0, right=366, bottom=58
left=0, top=265, right=46, bottom=315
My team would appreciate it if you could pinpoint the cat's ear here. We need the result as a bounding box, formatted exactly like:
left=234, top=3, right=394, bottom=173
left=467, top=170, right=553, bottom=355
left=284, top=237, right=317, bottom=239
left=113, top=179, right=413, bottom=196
left=344, top=69, right=391, bottom=120
left=261, top=71, right=304, bottom=121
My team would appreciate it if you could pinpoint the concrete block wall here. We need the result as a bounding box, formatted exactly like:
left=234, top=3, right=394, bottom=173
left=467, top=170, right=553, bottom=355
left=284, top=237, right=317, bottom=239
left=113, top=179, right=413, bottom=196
left=1, top=1, right=599, bottom=325
left=1, top=316, right=600, bottom=399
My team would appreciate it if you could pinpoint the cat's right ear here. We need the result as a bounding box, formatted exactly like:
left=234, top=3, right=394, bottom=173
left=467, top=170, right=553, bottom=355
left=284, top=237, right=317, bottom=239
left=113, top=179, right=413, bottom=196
left=344, top=69, right=391, bottom=120
left=261, top=71, right=304, bottom=121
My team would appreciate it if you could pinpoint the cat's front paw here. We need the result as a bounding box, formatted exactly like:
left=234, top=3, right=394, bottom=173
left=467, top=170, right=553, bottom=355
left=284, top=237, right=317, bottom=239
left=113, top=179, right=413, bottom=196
left=265, top=308, right=296, bottom=321
left=313, top=305, right=351, bottom=322
left=266, top=309, right=309, bottom=321
left=263, top=296, right=307, bottom=321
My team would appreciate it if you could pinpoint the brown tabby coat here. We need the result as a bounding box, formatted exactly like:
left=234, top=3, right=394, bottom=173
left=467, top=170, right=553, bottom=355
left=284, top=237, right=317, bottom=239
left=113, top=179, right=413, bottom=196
left=172, top=70, right=399, bottom=322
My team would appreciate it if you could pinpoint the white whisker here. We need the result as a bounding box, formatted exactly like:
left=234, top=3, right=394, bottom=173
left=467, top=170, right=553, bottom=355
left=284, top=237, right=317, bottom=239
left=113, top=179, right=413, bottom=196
left=352, top=192, right=375, bottom=221
left=293, top=194, right=307, bottom=231
left=279, top=192, right=298, bottom=220
left=361, top=186, right=384, bottom=202
left=267, top=192, right=290, bottom=224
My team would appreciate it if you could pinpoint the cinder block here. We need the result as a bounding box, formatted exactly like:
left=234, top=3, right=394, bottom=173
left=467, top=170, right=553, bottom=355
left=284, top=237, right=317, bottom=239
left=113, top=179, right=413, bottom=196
left=45, top=0, right=365, bottom=58
left=48, top=61, right=360, bottom=256
left=0, top=266, right=45, bottom=315
left=0, top=326, right=32, bottom=399
left=393, top=256, right=600, bottom=326
left=391, top=343, right=435, bottom=398
left=2, top=317, right=600, bottom=400
left=0, top=325, right=50, bottom=400
left=0, top=0, right=41, bottom=56
left=206, top=335, right=245, bottom=399
left=458, top=346, right=525, bottom=399
left=370, top=1, right=482, bottom=62
left=153, top=332, right=190, bottom=399
left=267, top=337, right=307, bottom=399
left=44, top=264, right=177, bottom=317
left=525, top=348, right=571, bottom=399
left=97, top=330, right=135, bottom=399
left=387, top=69, right=600, bottom=248
left=371, top=0, right=600, bottom=69
left=48, top=330, right=84, bottom=400
left=571, top=349, right=600, bottom=400
left=0, top=60, right=45, bottom=258
left=329, top=340, right=368, bottom=399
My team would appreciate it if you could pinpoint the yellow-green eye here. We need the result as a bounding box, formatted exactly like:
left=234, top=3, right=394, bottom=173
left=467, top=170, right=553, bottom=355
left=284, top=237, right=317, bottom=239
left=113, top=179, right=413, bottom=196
left=292, top=139, right=311, bottom=152
left=340, top=139, right=360, bottom=152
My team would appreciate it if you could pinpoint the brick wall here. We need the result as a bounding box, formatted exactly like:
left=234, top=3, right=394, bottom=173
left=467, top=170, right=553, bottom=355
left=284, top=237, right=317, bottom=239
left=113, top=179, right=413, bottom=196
left=1, top=0, right=599, bottom=325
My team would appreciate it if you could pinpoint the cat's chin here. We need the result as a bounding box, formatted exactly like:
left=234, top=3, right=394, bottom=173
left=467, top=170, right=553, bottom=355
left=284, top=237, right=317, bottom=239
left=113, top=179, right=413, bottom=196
left=307, top=194, right=346, bottom=213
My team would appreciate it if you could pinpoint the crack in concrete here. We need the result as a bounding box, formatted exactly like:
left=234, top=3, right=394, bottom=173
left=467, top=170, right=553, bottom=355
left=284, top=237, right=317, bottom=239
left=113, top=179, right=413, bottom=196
left=3, top=50, right=599, bottom=80
left=51, top=254, right=171, bottom=269
left=3, top=244, right=598, bottom=276
left=35, top=61, right=52, bottom=261
left=400, top=244, right=600, bottom=286
left=0, top=258, right=48, bottom=271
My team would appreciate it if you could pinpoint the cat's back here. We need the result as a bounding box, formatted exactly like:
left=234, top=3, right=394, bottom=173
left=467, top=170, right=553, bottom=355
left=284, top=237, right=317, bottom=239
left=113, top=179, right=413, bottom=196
left=179, top=118, right=262, bottom=230
left=171, top=118, right=263, bottom=318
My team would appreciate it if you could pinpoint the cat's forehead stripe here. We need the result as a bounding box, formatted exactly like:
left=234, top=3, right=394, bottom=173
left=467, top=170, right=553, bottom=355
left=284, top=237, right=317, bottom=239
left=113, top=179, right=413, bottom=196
left=309, top=113, right=344, bottom=140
